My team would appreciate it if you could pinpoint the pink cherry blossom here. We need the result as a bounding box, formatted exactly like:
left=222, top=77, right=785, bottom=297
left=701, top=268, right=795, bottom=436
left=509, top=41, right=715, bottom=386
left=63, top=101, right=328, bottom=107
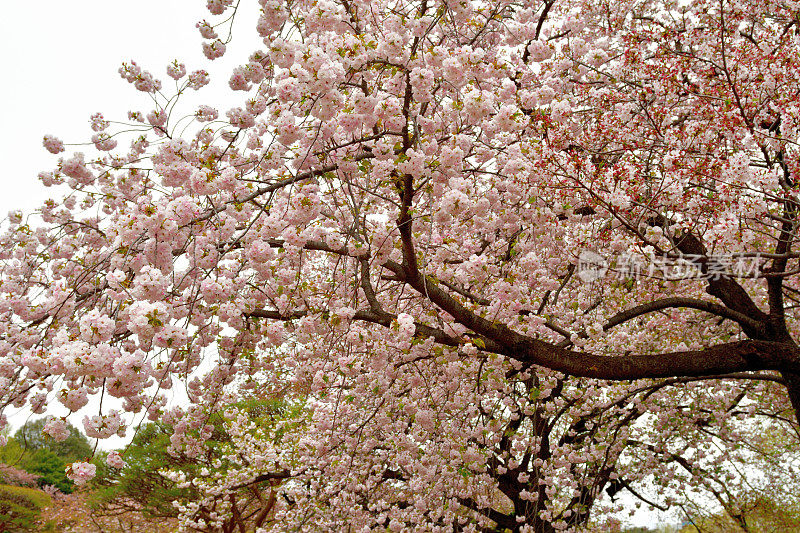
left=43, top=418, right=70, bottom=442
left=202, top=40, right=226, bottom=60
left=83, top=410, right=125, bottom=439
left=4, top=1, right=800, bottom=530
left=187, top=69, right=210, bottom=90
left=166, top=60, right=187, bottom=80
left=66, top=462, right=96, bottom=486
left=42, top=135, right=65, bottom=154
left=106, top=451, right=126, bottom=469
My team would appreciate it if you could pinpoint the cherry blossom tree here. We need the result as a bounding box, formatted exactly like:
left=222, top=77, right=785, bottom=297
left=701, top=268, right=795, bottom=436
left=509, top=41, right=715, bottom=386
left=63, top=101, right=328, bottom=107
left=2, top=0, right=800, bottom=530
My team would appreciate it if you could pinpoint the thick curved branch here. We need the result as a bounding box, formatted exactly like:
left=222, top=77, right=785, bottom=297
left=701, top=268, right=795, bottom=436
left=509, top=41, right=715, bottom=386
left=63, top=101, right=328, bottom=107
left=455, top=497, right=516, bottom=530
left=674, top=231, right=771, bottom=332
left=615, top=478, right=669, bottom=512
left=252, top=242, right=799, bottom=383
left=228, top=471, right=291, bottom=491
left=383, top=258, right=800, bottom=380
left=766, top=200, right=795, bottom=335
left=639, top=218, right=771, bottom=335
left=603, top=297, right=766, bottom=335
left=511, top=339, right=800, bottom=381
left=555, top=297, right=767, bottom=349
left=246, top=307, right=462, bottom=347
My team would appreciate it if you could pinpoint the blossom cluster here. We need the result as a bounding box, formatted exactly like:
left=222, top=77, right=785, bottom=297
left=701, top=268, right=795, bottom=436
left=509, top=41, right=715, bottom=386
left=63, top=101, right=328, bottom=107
left=66, top=462, right=96, bottom=486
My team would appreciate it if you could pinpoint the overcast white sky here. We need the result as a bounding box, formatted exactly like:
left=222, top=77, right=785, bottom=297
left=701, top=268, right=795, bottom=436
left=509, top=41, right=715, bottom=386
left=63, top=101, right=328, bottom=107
left=0, top=0, right=259, bottom=215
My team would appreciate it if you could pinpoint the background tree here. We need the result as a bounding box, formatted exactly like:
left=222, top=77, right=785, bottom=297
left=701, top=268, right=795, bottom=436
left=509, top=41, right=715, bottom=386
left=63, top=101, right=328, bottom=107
left=1, top=419, right=92, bottom=493
left=2, top=0, right=800, bottom=530
left=91, top=400, right=296, bottom=532
left=90, top=423, right=193, bottom=520
left=13, top=418, right=92, bottom=463
left=677, top=493, right=800, bottom=533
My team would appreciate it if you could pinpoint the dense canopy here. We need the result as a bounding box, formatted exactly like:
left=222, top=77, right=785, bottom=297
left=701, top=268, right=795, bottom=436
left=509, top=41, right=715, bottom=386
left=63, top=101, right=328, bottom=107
left=2, top=0, right=800, bottom=530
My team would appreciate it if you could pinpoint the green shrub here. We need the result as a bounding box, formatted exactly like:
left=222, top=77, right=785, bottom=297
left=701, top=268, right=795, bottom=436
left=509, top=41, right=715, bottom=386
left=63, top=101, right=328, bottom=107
left=0, top=484, right=51, bottom=532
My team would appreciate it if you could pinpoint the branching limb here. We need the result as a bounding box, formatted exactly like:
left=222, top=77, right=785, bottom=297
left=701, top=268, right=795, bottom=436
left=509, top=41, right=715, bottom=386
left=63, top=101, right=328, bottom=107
left=603, top=297, right=766, bottom=334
